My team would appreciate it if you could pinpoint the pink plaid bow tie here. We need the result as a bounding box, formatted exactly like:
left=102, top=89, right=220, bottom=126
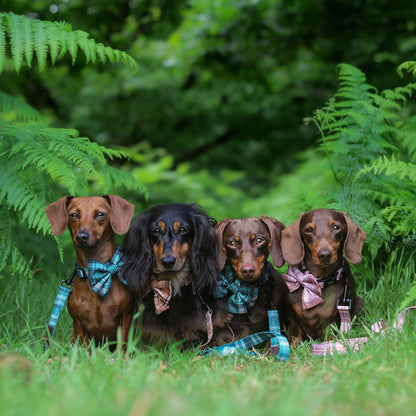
left=283, top=264, right=343, bottom=310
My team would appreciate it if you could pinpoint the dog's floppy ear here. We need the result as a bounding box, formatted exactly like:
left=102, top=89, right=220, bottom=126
left=281, top=213, right=305, bottom=265
left=190, top=205, right=218, bottom=295
left=215, top=218, right=231, bottom=271
left=342, top=212, right=367, bottom=264
left=260, top=216, right=285, bottom=268
left=104, top=195, right=135, bottom=235
left=120, top=210, right=153, bottom=296
left=44, top=196, right=74, bottom=236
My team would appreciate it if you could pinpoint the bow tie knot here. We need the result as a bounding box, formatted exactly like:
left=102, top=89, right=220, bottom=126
left=76, top=246, right=127, bottom=298
left=215, top=261, right=270, bottom=314
left=283, top=263, right=343, bottom=310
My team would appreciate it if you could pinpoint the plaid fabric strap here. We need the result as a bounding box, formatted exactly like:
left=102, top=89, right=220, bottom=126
left=215, top=261, right=270, bottom=314
left=47, top=284, right=71, bottom=339
left=203, top=309, right=289, bottom=361
left=76, top=246, right=126, bottom=298
left=44, top=284, right=72, bottom=349
left=312, top=306, right=416, bottom=356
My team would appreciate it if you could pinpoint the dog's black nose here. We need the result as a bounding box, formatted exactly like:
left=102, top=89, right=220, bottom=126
left=161, top=255, right=176, bottom=269
left=318, top=249, right=332, bottom=262
left=76, top=231, right=90, bottom=244
left=241, top=264, right=255, bottom=277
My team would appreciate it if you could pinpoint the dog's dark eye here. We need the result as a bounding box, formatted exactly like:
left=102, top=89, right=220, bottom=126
left=69, top=212, right=79, bottom=219
left=305, top=227, right=313, bottom=233
left=96, top=212, right=106, bottom=219
left=227, top=241, right=237, bottom=248
left=332, top=224, right=340, bottom=230
left=152, top=227, right=161, bottom=235
left=255, top=237, right=264, bottom=245
left=178, top=226, right=188, bottom=234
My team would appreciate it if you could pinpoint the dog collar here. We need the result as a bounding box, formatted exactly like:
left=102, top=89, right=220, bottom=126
left=215, top=260, right=271, bottom=314
left=283, top=262, right=344, bottom=309
left=76, top=246, right=127, bottom=298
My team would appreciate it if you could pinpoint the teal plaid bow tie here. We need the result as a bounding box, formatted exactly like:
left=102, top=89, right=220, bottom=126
left=215, top=261, right=270, bottom=314
left=76, top=246, right=127, bottom=298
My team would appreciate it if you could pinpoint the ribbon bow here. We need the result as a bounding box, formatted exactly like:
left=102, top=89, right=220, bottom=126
left=149, top=278, right=173, bottom=315
left=215, top=261, right=270, bottom=314
left=76, top=246, right=126, bottom=298
left=283, top=263, right=343, bottom=310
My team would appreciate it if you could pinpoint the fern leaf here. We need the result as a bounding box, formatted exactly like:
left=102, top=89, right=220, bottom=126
left=22, top=13, right=33, bottom=68
left=0, top=92, right=43, bottom=122
left=7, top=12, right=25, bottom=72
left=33, top=18, right=48, bottom=70
left=0, top=234, right=33, bottom=277
left=0, top=14, right=6, bottom=73
left=400, top=284, right=416, bottom=310
left=0, top=12, right=138, bottom=73
left=397, top=61, right=416, bottom=77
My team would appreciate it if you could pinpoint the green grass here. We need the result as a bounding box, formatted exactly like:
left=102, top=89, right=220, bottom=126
left=1, top=258, right=416, bottom=416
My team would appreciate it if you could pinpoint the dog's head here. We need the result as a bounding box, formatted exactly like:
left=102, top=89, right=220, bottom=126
left=281, top=209, right=366, bottom=269
left=44, top=195, right=135, bottom=248
left=121, top=203, right=218, bottom=296
left=216, top=216, right=285, bottom=282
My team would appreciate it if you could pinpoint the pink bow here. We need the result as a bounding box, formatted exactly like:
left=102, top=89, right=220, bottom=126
left=284, top=265, right=324, bottom=309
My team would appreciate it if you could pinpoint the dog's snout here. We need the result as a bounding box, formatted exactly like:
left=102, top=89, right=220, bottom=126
left=161, top=255, right=176, bottom=269
left=241, top=263, right=256, bottom=277
left=317, top=249, right=332, bottom=262
left=76, top=231, right=90, bottom=244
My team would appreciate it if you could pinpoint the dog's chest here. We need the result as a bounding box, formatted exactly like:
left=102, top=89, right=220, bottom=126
left=67, top=276, right=132, bottom=331
left=292, top=285, right=342, bottom=330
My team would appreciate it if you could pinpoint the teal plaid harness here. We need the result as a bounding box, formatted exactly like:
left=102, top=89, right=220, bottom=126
left=207, top=261, right=289, bottom=360
left=44, top=246, right=126, bottom=347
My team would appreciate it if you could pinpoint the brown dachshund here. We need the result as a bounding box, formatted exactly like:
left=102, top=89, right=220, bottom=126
left=121, top=203, right=229, bottom=348
left=45, top=195, right=136, bottom=351
left=281, top=209, right=366, bottom=343
left=214, top=216, right=292, bottom=346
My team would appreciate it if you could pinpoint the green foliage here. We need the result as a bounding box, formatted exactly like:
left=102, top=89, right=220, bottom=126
left=0, top=12, right=138, bottom=73
left=307, top=63, right=416, bottom=273
left=0, top=13, right=144, bottom=280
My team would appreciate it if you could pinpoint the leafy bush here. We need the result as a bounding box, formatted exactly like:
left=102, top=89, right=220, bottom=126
left=0, top=12, right=143, bottom=279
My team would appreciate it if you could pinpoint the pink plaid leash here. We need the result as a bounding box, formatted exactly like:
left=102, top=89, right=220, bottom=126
left=312, top=305, right=416, bottom=356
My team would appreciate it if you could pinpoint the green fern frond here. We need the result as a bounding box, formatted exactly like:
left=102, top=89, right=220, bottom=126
left=359, top=155, right=416, bottom=181
left=400, top=284, right=416, bottom=311
left=0, top=168, right=51, bottom=234
left=0, top=92, right=43, bottom=122
left=397, top=61, right=416, bottom=77
left=0, top=15, right=6, bottom=73
left=0, top=235, right=33, bottom=277
left=7, top=12, right=25, bottom=72
left=0, top=12, right=138, bottom=73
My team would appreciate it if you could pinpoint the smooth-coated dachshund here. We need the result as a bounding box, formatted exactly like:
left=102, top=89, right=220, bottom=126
left=214, top=216, right=292, bottom=346
left=281, top=208, right=366, bottom=343
left=121, top=203, right=230, bottom=348
left=45, top=195, right=136, bottom=351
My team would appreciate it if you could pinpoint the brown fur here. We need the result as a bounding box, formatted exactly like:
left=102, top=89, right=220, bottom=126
left=45, top=195, right=136, bottom=351
left=214, top=216, right=292, bottom=345
left=281, top=209, right=366, bottom=343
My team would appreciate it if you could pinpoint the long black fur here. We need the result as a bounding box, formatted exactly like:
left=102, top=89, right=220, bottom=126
left=121, top=203, right=221, bottom=346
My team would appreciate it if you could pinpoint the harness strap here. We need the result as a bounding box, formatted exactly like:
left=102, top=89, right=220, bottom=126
left=193, top=286, right=214, bottom=349
left=312, top=306, right=416, bottom=356
left=202, top=309, right=289, bottom=361
left=44, top=269, right=76, bottom=349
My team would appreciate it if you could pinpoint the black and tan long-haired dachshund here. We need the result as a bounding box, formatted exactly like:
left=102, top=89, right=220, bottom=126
left=121, top=203, right=230, bottom=348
